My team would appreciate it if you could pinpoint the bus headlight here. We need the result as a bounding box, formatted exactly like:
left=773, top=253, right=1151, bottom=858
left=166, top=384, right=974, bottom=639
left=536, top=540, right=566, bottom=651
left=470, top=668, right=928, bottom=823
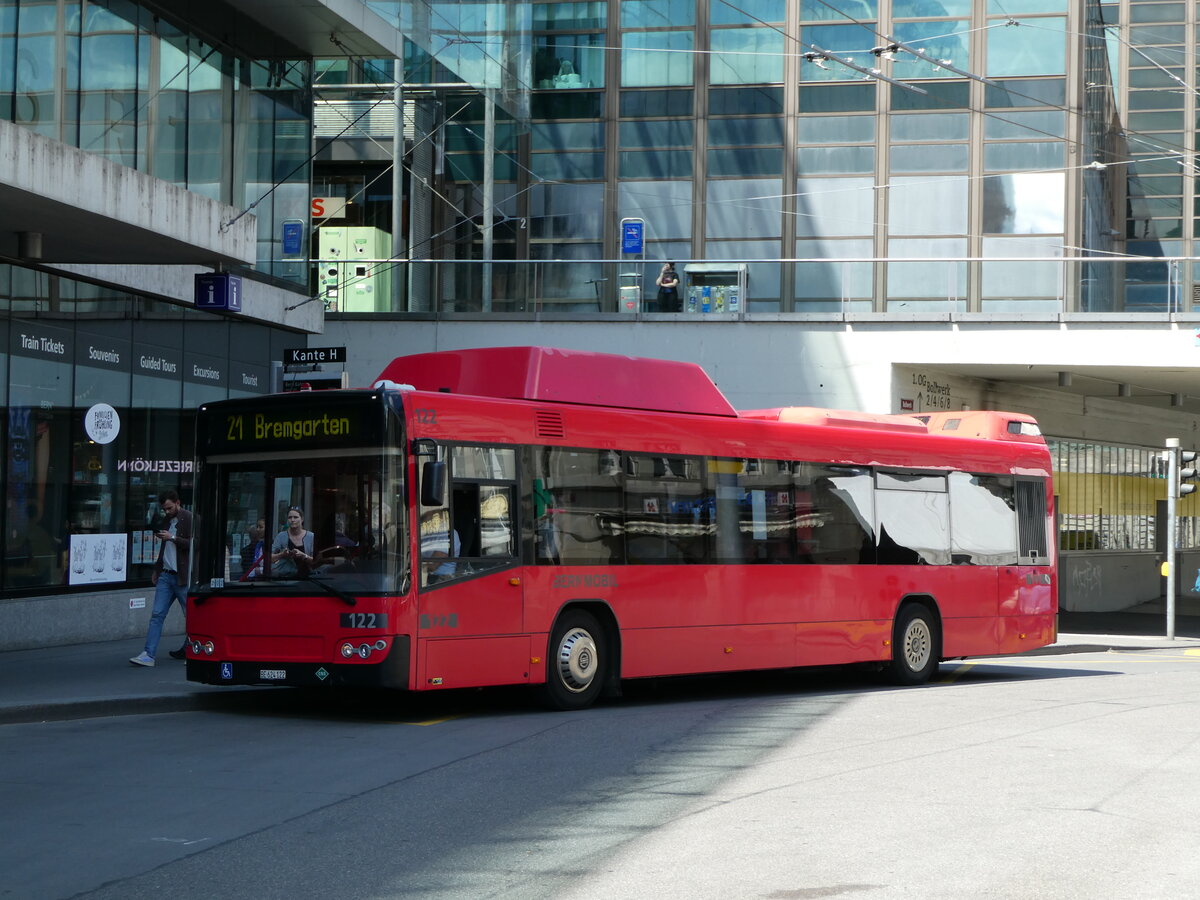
left=203, top=641, right=215, bottom=655
left=358, top=643, right=371, bottom=659
left=340, top=642, right=356, bottom=658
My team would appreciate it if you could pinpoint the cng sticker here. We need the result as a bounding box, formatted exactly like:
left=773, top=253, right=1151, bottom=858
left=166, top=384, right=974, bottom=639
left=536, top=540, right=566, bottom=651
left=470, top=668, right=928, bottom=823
left=315, top=667, right=330, bottom=681
left=220, top=662, right=233, bottom=680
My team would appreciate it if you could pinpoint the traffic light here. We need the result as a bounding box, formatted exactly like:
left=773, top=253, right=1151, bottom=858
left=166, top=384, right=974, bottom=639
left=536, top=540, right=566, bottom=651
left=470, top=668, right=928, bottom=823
left=1180, top=450, right=1199, bottom=498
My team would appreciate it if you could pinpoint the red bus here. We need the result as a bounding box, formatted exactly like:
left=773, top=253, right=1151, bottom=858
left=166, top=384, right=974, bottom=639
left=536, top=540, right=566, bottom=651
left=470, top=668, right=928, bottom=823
left=186, top=346, right=1056, bottom=709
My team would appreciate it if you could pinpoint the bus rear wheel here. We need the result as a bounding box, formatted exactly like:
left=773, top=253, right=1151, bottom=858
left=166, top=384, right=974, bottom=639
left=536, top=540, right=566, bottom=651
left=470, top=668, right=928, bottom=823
left=542, top=610, right=606, bottom=710
left=888, top=604, right=939, bottom=686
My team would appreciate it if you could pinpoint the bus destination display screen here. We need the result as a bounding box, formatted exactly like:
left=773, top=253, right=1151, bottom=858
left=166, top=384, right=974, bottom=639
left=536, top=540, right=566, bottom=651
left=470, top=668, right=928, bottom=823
left=199, top=396, right=383, bottom=454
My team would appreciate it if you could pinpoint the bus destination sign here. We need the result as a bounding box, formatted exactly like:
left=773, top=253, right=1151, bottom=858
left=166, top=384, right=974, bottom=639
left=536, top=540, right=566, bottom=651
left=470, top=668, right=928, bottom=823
left=200, top=399, right=380, bottom=454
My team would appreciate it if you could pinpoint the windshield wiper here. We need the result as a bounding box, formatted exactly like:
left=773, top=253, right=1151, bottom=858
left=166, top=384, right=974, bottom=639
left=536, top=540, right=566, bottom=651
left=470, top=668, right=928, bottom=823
left=192, top=581, right=272, bottom=605
left=306, top=574, right=358, bottom=606
left=194, top=577, right=356, bottom=606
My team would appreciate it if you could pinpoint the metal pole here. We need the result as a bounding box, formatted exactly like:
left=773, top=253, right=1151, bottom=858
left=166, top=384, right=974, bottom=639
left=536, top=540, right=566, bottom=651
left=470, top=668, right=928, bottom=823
left=392, top=59, right=406, bottom=313
left=482, top=89, right=494, bottom=313
left=1167, top=437, right=1179, bottom=639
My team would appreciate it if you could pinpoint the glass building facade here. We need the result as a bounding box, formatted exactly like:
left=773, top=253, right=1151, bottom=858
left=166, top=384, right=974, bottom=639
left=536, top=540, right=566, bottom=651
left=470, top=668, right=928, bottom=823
left=0, top=265, right=298, bottom=594
left=305, top=0, right=1200, bottom=567
left=0, top=0, right=313, bottom=284
left=0, top=0, right=320, bottom=601
left=310, top=0, right=1200, bottom=315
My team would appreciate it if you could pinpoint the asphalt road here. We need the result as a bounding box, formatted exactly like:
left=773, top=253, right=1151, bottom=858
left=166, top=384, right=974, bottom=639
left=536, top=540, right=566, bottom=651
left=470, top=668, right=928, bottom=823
left=5, top=650, right=1200, bottom=899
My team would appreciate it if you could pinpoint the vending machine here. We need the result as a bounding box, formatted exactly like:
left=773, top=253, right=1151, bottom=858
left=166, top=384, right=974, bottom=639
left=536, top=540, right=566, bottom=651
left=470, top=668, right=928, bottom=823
left=682, top=263, right=747, bottom=314
left=316, top=226, right=393, bottom=312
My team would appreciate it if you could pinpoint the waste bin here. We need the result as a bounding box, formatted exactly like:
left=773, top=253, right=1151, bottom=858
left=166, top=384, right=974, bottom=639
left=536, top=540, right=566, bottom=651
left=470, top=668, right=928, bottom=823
left=619, top=272, right=641, bottom=313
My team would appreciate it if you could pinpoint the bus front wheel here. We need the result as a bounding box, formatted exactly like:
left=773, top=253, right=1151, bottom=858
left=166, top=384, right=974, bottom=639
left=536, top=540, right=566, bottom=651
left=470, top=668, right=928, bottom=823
left=542, top=610, right=606, bottom=710
left=888, top=604, right=939, bottom=686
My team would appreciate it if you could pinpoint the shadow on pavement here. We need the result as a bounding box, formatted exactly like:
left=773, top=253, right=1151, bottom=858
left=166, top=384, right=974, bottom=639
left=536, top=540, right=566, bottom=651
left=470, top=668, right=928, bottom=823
left=1060, top=603, right=1200, bottom=639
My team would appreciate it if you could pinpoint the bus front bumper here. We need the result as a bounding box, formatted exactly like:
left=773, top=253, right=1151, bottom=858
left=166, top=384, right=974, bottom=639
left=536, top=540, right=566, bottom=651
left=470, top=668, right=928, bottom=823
left=186, top=636, right=409, bottom=689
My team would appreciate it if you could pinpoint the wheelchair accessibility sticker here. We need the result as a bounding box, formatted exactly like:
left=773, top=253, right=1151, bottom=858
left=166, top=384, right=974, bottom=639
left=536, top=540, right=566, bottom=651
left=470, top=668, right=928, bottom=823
left=220, top=662, right=233, bottom=680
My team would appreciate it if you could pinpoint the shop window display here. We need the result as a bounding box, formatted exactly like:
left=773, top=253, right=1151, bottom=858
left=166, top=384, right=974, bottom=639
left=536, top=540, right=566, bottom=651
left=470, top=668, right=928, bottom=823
left=0, top=270, right=278, bottom=597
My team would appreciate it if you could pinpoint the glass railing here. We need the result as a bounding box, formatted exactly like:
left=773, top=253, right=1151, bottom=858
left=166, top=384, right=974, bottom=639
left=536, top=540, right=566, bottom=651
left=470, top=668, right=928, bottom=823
left=303, top=256, right=1194, bottom=316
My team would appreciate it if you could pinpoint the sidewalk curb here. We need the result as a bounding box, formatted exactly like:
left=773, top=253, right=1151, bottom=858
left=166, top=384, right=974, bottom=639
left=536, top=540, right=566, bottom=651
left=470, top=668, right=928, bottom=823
left=1024, top=643, right=1174, bottom=656
left=4, top=634, right=1195, bottom=726
left=0, top=689, right=268, bottom=726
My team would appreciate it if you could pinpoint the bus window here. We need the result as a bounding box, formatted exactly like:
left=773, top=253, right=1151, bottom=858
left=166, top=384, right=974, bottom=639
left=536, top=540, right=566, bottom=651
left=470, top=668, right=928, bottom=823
left=421, top=445, right=519, bottom=588
left=948, top=473, right=1016, bottom=565
left=202, top=453, right=403, bottom=594
left=624, top=454, right=708, bottom=564
left=225, top=471, right=268, bottom=581
left=709, top=457, right=796, bottom=563
left=531, top=447, right=623, bottom=566
left=875, top=472, right=950, bottom=566
left=795, top=465, right=876, bottom=564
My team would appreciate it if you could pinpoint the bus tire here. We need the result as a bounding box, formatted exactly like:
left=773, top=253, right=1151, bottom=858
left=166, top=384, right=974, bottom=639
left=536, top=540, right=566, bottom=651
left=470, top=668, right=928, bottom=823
left=888, top=603, right=939, bottom=686
left=542, top=610, right=606, bottom=710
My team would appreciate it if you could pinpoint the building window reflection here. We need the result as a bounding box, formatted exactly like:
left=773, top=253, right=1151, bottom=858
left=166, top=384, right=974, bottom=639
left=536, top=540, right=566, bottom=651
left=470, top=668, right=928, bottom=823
left=0, top=0, right=311, bottom=285
left=0, top=266, right=284, bottom=597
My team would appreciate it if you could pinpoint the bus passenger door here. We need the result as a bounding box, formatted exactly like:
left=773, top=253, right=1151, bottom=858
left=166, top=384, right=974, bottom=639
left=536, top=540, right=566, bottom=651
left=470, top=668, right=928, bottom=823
left=417, top=448, right=527, bottom=687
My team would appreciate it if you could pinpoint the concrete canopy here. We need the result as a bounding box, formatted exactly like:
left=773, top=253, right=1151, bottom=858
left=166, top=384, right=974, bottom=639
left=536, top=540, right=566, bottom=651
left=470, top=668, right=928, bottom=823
left=169, top=0, right=403, bottom=58
left=900, top=361, right=1200, bottom=416
left=0, top=120, right=255, bottom=267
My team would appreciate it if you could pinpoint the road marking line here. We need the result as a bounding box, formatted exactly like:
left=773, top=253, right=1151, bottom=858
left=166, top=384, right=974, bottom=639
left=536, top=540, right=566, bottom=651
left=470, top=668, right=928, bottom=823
left=938, top=661, right=976, bottom=684
left=387, top=714, right=465, bottom=726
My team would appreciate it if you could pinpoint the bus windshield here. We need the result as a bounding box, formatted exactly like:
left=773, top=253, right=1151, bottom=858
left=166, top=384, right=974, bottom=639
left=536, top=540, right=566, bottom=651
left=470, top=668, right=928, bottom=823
left=196, top=449, right=407, bottom=595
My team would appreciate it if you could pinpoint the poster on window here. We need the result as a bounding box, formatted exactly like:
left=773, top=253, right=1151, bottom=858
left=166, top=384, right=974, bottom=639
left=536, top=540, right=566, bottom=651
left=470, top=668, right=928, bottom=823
left=68, top=533, right=128, bottom=585
left=131, top=529, right=158, bottom=565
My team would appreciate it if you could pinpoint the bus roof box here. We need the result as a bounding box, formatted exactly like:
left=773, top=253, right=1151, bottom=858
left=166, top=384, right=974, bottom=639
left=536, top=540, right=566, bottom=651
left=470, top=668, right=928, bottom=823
left=918, top=410, right=1045, bottom=443
left=375, top=346, right=739, bottom=417
left=740, top=407, right=929, bottom=433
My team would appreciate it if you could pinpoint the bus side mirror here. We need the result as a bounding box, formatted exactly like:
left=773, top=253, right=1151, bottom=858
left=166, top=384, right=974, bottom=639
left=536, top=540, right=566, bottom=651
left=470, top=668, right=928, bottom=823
left=421, top=460, right=446, bottom=507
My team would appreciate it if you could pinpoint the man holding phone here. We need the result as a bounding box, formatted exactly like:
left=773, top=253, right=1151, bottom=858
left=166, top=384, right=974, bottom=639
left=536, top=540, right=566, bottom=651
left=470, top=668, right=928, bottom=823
left=129, top=490, right=193, bottom=667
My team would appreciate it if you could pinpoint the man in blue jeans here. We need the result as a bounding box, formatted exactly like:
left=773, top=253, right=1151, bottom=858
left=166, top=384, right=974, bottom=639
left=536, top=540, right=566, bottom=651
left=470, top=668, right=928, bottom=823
left=129, top=490, right=193, bottom=667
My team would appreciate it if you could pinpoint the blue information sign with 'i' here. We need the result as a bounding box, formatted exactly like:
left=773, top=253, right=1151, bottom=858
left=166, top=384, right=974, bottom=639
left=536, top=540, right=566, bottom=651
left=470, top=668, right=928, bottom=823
left=622, top=221, right=644, bottom=254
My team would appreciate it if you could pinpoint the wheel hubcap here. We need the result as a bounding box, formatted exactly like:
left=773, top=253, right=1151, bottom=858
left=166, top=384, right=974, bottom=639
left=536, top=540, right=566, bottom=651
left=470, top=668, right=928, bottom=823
left=556, top=627, right=598, bottom=693
left=902, top=619, right=932, bottom=671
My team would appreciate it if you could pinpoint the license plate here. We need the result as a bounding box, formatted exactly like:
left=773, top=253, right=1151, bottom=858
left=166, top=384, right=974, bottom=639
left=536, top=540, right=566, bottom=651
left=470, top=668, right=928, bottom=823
left=259, top=669, right=287, bottom=680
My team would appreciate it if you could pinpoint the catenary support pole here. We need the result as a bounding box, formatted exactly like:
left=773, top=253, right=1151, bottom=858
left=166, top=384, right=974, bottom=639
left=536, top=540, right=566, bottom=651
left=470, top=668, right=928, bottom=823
left=1167, top=437, right=1178, bottom=640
